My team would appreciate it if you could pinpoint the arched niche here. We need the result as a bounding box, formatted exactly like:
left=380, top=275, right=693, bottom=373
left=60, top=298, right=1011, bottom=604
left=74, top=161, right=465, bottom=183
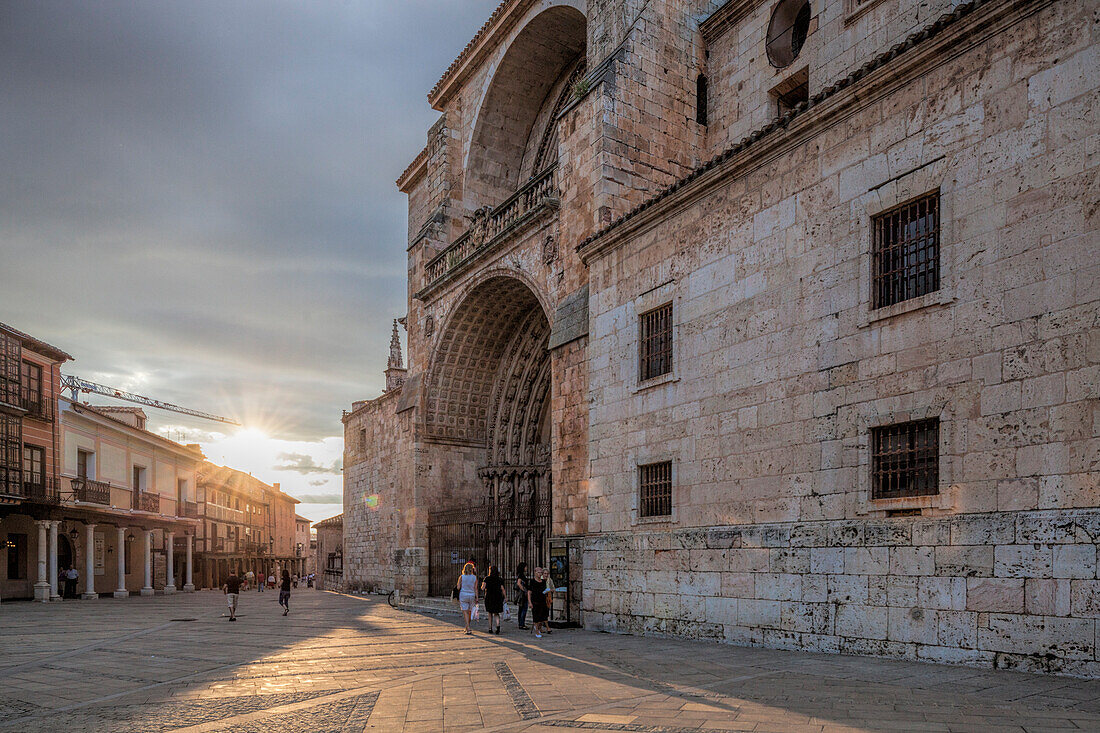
left=464, top=5, right=587, bottom=212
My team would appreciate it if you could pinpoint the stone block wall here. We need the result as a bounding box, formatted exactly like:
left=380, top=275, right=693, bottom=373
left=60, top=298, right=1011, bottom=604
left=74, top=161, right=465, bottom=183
left=581, top=0, right=1098, bottom=674
left=584, top=511, right=1100, bottom=675
left=342, top=390, right=417, bottom=594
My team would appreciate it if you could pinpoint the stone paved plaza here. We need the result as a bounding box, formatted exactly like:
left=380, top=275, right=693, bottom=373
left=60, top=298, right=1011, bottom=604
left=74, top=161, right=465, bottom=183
left=1, top=590, right=1099, bottom=732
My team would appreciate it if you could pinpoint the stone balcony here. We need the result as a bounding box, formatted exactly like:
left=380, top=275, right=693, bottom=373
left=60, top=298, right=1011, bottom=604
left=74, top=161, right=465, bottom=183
left=417, top=164, right=558, bottom=299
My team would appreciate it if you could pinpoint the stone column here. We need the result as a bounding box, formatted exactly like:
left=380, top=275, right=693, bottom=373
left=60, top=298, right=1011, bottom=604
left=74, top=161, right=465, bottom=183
left=114, top=527, right=128, bottom=598
left=164, top=531, right=176, bottom=594
left=183, top=534, right=194, bottom=591
left=33, top=520, right=50, bottom=602
left=48, top=520, right=61, bottom=601
left=82, top=523, right=97, bottom=599
left=141, top=530, right=154, bottom=596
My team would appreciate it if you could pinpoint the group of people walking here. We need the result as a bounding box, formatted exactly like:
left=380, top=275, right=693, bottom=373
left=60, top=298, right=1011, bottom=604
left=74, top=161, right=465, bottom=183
left=455, top=561, right=553, bottom=638
left=222, top=567, right=297, bottom=621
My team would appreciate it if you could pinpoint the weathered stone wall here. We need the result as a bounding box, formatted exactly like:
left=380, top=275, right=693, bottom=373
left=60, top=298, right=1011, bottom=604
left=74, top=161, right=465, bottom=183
left=582, top=0, right=1099, bottom=674
left=342, top=391, right=417, bottom=594
left=586, top=0, right=705, bottom=224
left=584, top=511, right=1100, bottom=675
left=702, top=0, right=964, bottom=155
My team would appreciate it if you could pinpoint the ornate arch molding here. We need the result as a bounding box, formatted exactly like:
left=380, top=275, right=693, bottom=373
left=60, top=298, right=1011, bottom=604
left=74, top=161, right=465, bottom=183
left=463, top=4, right=587, bottom=211
left=424, top=275, right=551, bottom=447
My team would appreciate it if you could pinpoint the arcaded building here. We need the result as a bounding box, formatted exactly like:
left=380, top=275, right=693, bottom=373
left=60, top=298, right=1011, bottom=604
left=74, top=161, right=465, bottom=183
left=344, top=0, right=1099, bottom=674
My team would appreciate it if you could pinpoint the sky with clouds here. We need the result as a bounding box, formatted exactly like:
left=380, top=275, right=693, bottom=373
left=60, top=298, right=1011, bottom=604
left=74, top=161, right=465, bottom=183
left=0, top=0, right=499, bottom=523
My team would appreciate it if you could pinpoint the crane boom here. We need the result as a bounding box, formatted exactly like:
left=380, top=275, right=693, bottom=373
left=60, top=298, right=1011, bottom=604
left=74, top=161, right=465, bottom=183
left=61, top=374, right=240, bottom=426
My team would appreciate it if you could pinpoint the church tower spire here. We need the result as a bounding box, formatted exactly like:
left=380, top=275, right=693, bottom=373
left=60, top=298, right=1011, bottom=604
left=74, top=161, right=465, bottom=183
left=384, top=319, right=407, bottom=392
left=387, top=319, right=403, bottom=370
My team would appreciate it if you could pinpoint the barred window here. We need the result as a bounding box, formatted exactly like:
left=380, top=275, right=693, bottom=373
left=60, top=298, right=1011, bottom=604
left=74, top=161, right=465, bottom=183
left=0, top=332, right=19, bottom=408
left=0, top=414, right=21, bottom=497
left=872, top=419, right=939, bottom=499
left=872, top=192, right=940, bottom=308
left=639, top=303, right=673, bottom=381
left=639, top=461, right=672, bottom=518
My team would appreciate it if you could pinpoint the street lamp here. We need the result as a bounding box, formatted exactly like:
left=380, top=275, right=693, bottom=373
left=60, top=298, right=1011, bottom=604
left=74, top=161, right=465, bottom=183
left=68, top=527, right=79, bottom=542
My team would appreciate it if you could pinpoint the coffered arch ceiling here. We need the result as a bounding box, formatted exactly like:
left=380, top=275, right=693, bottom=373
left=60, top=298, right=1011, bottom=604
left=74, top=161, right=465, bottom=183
left=424, top=276, right=550, bottom=462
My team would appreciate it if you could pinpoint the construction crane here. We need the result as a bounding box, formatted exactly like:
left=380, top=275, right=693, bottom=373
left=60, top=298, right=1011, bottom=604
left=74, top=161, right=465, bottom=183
left=61, top=374, right=241, bottom=426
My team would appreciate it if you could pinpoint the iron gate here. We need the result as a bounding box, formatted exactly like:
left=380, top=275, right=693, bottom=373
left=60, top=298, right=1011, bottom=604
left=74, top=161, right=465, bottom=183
left=428, top=499, right=551, bottom=597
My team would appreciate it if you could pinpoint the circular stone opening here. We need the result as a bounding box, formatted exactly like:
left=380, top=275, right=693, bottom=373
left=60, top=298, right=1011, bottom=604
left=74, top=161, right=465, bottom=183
left=766, top=0, right=811, bottom=68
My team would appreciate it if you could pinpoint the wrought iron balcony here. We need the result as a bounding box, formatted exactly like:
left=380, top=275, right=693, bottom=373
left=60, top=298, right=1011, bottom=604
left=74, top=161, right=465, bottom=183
left=71, top=477, right=111, bottom=505
left=138, top=491, right=160, bottom=513
left=20, top=389, right=53, bottom=422
left=24, top=476, right=60, bottom=504
left=419, top=164, right=558, bottom=296
left=179, top=501, right=200, bottom=518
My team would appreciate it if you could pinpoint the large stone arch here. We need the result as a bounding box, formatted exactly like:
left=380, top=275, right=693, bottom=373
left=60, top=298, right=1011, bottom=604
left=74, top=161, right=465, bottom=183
left=423, top=274, right=554, bottom=595
left=424, top=274, right=551, bottom=452
left=463, top=4, right=587, bottom=211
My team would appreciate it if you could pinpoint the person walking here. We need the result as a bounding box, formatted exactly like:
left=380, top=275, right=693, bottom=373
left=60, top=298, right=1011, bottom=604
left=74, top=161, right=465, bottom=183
left=278, top=569, right=292, bottom=616
left=456, top=562, right=478, bottom=635
left=528, top=567, right=552, bottom=639
left=223, top=569, right=242, bottom=621
left=514, top=562, right=530, bottom=630
left=64, top=565, right=79, bottom=599
left=481, top=565, right=504, bottom=634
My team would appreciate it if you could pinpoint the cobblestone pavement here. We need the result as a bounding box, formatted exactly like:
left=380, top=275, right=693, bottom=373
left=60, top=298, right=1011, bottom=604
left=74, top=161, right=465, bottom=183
left=1, top=590, right=1098, bottom=732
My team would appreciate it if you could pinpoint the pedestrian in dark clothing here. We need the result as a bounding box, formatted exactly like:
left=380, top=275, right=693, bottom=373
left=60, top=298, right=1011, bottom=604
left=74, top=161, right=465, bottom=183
left=481, top=565, right=505, bottom=634
left=514, top=562, right=529, bottom=630
left=528, top=567, right=552, bottom=639
left=223, top=570, right=242, bottom=621
left=279, top=569, right=291, bottom=616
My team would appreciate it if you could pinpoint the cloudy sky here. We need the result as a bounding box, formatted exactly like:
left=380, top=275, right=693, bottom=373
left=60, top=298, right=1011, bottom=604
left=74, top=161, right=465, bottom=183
left=1, top=0, right=499, bottom=522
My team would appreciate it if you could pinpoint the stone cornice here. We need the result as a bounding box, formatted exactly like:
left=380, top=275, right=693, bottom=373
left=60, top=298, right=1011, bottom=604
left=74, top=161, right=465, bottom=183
left=577, top=0, right=1049, bottom=264
left=396, top=144, right=430, bottom=192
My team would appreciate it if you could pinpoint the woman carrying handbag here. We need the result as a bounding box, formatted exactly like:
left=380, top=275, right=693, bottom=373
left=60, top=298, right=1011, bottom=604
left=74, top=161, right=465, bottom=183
left=456, top=562, right=479, bottom=635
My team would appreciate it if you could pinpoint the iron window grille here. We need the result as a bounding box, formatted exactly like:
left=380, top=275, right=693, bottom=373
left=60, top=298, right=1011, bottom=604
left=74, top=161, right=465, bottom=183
left=639, top=303, right=673, bottom=382
left=871, top=419, right=939, bottom=499
left=0, top=333, right=20, bottom=408
left=639, top=461, right=673, bottom=518
left=0, top=414, right=21, bottom=497
left=872, top=191, right=940, bottom=308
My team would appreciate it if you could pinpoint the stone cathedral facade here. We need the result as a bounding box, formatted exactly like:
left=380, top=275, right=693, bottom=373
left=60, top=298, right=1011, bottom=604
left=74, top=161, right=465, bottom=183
left=343, top=0, right=1099, bottom=675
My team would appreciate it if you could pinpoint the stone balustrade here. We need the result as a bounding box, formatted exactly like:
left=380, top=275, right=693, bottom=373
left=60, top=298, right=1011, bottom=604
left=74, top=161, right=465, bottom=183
left=420, top=165, right=558, bottom=295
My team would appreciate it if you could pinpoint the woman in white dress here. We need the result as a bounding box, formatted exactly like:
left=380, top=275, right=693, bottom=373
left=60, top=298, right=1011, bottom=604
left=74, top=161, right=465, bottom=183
left=456, top=562, right=479, bottom=635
